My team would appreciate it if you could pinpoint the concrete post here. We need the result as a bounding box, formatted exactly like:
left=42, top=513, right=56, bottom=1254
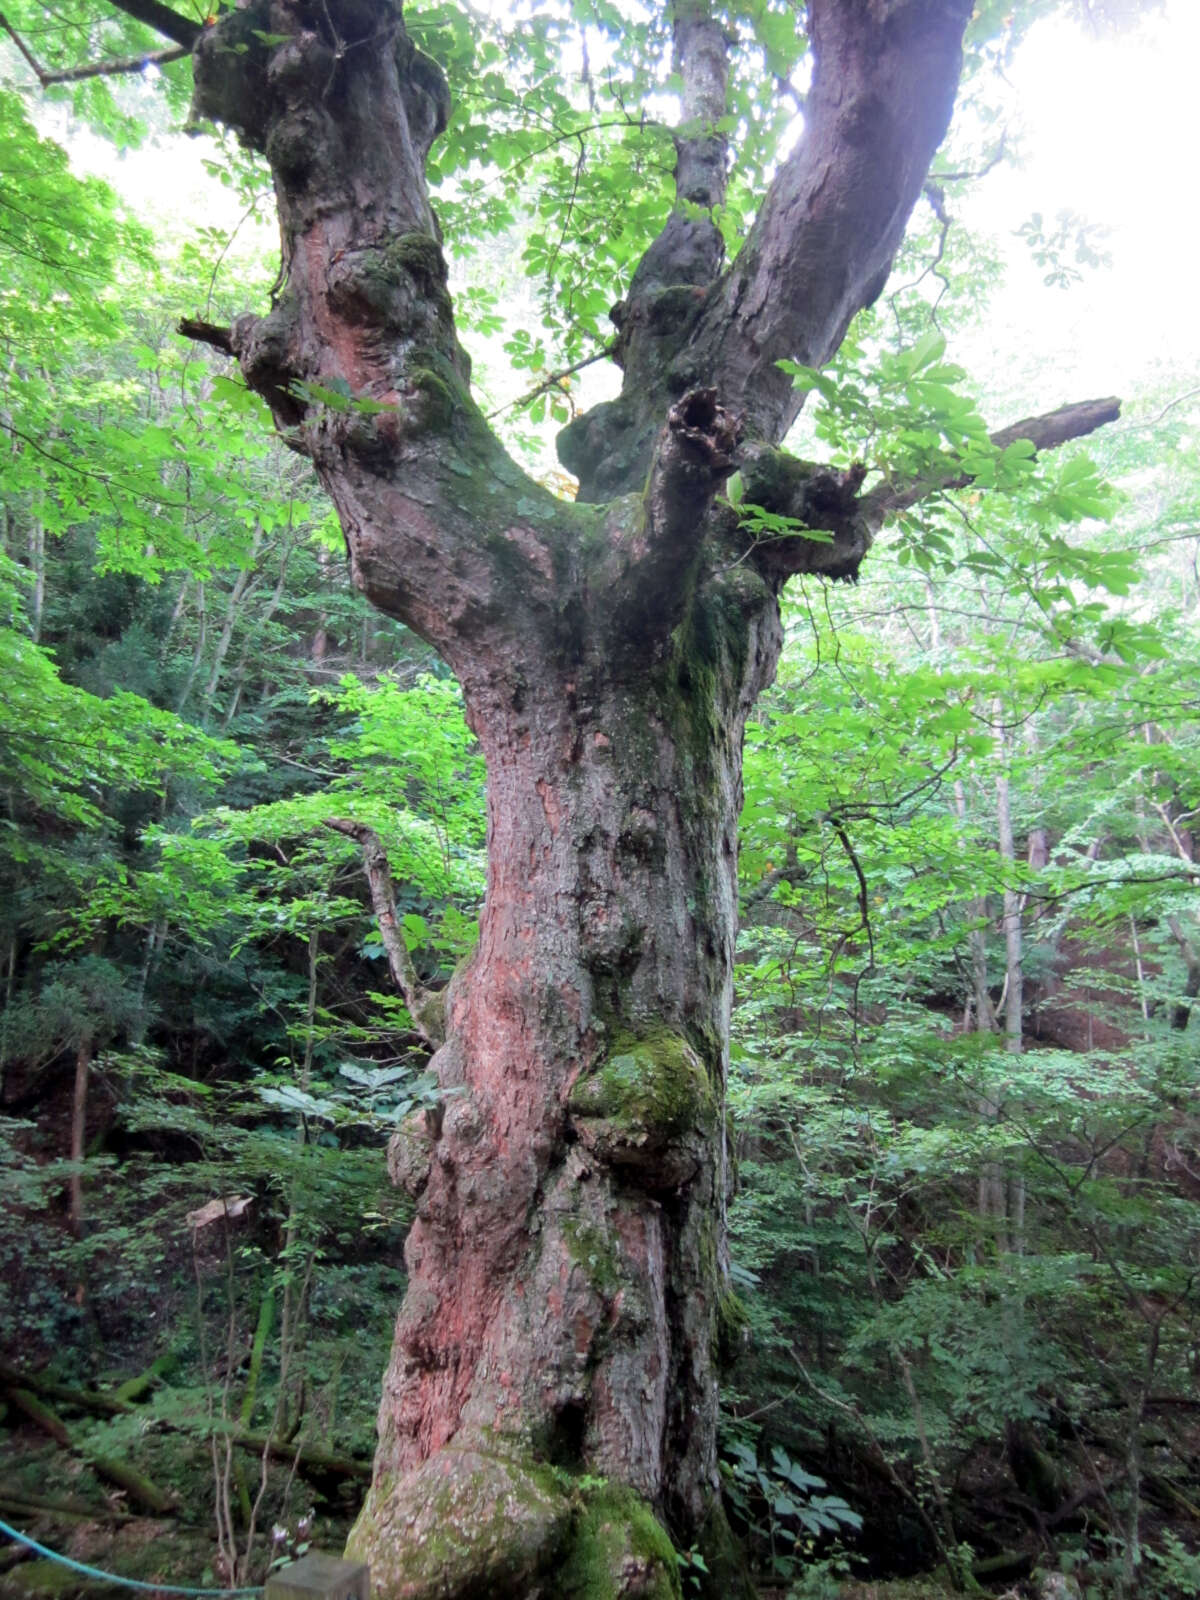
left=264, top=1551, right=369, bottom=1600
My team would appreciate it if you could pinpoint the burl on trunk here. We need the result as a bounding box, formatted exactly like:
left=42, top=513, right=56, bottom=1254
left=176, top=0, right=1110, bottom=1593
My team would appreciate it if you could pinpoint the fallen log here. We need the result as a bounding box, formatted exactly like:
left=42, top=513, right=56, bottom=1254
left=0, top=1490, right=126, bottom=1525
left=3, top=1384, right=177, bottom=1517
left=0, top=1360, right=130, bottom=1418
left=229, top=1427, right=372, bottom=1483
left=113, top=1350, right=179, bottom=1407
left=0, top=1361, right=371, bottom=1491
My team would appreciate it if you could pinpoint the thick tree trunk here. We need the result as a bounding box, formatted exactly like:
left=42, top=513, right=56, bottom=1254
left=169, top=0, right=1117, bottom=1593
left=355, top=583, right=779, bottom=1594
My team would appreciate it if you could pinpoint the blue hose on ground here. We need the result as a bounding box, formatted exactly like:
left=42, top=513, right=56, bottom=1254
left=0, top=1517, right=262, bottom=1595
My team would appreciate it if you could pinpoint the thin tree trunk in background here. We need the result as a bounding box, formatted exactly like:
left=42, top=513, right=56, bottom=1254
left=310, top=543, right=334, bottom=664
left=995, top=761, right=1023, bottom=1257
left=954, top=779, right=997, bottom=1034
left=27, top=511, right=44, bottom=643
left=955, top=777, right=1006, bottom=1242
left=69, top=1036, right=93, bottom=1238
left=220, top=537, right=292, bottom=734
left=996, top=770, right=1023, bottom=1059
left=0, top=925, right=16, bottom=1100
left=175, top=581, right=207, bottom=715
left=201, top=534, right=262, bottom=726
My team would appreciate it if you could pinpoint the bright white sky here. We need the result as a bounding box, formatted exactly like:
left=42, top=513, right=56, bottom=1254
left=52, top=0, right=1198, bottom=415
left=958, top=0, right=1198, bottom=407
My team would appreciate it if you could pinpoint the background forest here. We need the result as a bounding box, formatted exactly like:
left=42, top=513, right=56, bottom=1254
left=1, top=3, right=1198, bottom=1598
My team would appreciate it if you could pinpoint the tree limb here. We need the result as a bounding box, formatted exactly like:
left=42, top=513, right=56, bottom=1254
left=97, top=0, right=202, bottom=50
left=741, top=394, right=1123, bottom=584
left=861, top=395, right=1123, bottom=520
left=323, top=819, right=445, bottom=1048
left=557, top=0, right=732, bottom=501
left=562, top=0, right=976, bottom=499
left=39, top=42, right=189, bottom=85
left=736, top=447, right=874, bottom=584
left=608, top=388, right=741, bottom=641
left=671, top=0, right=730, bottom=213
left=485, top=343, right=614, bottom=422
left=687, top=0, right=975, bottom=443
left=178, top=316, right=237, bottom=356
left=0, top=12, right=45, bottom=80
left=4, top=2, right=196, bottom=85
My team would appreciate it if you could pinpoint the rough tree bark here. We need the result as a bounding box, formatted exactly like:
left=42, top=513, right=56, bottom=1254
left=80, top=0, right=1120, bottom=1593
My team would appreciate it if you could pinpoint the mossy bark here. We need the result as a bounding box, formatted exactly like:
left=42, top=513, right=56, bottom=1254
left=349, top=553, right=779, bottom=1597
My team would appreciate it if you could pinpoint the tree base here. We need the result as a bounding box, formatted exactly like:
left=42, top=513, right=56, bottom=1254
left=346, top=1445, right=761, bottom=1599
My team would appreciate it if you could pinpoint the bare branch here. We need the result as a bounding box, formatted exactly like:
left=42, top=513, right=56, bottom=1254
left=99, top=0, right=201, bottom=50
left=324, top=819, right=445, bottom=1049
left=178, top=317, right=236, bottom=356
left=39, top=42, right=189, bottom=85
left=862, top=395, right=1123, bottom=519
left=0, top=12, right=45, bottom=80
left=3, top=2, right=196, bottom=86
left=486, top=343, right=614, bottom=422
left=989, top=395, right=1123, bottom=456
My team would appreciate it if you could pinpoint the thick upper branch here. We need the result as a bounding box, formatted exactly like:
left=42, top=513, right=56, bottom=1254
left=559, top=1, right=731, bottom=502
left=672, top=0, right=730, bottom=212
left=100, top=0, right=200, bottom=50
left=691, top=0, right=974, bottom=443
left=185, top=0, right=570, bottom=670
left=605, top=388, right=741, bottom=644
left=739, top=395, right=1124, bottom=585
left=562, top=0, right=974, bottom=500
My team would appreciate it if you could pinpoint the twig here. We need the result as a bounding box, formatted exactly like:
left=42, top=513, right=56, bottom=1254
left=486, top=343, right=614, bottom=421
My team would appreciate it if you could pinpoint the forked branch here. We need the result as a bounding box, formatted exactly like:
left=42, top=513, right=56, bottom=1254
left=2, top=1, right=196, bottom=86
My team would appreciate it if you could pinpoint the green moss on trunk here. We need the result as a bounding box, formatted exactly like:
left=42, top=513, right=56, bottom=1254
left=558, top=1484, right=681, bottom=1600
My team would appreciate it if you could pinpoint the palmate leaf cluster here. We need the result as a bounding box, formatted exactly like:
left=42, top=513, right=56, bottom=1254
left=726, top=384, right=1200, bottom=1588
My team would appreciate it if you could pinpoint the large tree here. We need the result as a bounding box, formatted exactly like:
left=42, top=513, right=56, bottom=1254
left=11, top=0, right=1121, bottom=1593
